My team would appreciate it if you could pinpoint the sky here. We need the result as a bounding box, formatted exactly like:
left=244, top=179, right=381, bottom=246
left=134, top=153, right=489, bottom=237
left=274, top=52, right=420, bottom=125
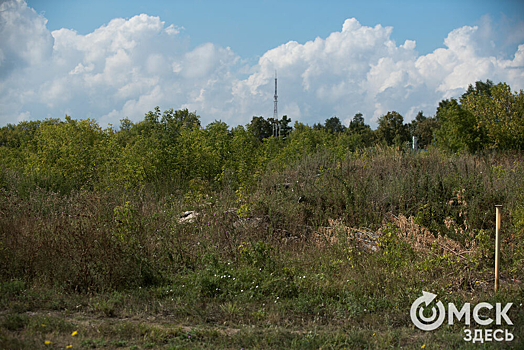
left=1, top=0, right=523, bottom=129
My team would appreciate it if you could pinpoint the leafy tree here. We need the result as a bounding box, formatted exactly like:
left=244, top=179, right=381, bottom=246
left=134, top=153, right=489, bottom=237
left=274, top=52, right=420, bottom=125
left=276, top=121, right=335, bottom=162
left=435, top=99, right=482, bottom=152
left=0, top=120, right=59, bottom=169
left=461, top=82, right=524, bottom=150
left=119, top=118, right=134, bottom=132
left=312, top=122, right=324, bottom=131
left=113, top=118, right=137, bottom=147
left=127, top=107, right=201, bottom=142
left=279, top=115, right=293, bottom=138
left=414, top=117, right=439, bottom=149
left=324, top=116, right=347, bottom=134
left=161, top=108, right=201, bottom=138
left=111, top=133, right=161, bottom=187
left=108, top=107, right=204, bottom=187
left=407, top=111, right=426, bottom=137
left=29, top=116, right=108, bottom=190
left=348, top=113, right=366, bottom=134
left=205, top=120, right=232, bottom=182
left=339, top=113, right=375, bottom=151
left=348, top=113, right=374, bottom=147
left=462, top=79, right=494, bottom=99
left=228, top=125, right=260, bottom=185
left=248, top=116, right=272, bottom=142
left=435, top=81, right=523, bottom=151
left=406, top=111, right=439, bottom=149
left=376, top=111, right=409, bottom=146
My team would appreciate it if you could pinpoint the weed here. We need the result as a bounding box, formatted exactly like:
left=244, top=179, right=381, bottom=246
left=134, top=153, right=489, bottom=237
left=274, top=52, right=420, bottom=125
left=1, top=313, right=29, bottom=331
left=0, top=147, right=522, bottom=348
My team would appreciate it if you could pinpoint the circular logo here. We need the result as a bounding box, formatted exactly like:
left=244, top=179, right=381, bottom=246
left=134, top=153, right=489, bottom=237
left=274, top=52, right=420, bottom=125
left=410, top=291, right=445, bottom=331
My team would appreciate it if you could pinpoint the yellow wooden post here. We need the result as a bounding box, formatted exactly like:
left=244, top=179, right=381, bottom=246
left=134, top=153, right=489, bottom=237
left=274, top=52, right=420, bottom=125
left=495, top=205, right=502, bottom=293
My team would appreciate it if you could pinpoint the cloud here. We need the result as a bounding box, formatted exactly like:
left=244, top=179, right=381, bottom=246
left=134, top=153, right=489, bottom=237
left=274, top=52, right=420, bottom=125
left=0, top=1, right=523, bottom=128
left=237, top=18, right=524, bottom=126
left=17, top=110, right=30, bottom=122
left=0, top=0, right=242, bottom=126
left=0, top=0, right=53, bottom=78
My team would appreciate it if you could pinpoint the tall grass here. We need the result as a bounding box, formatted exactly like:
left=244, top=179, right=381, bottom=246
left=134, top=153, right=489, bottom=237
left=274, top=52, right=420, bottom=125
left=0, top=147, right=523, bottom=294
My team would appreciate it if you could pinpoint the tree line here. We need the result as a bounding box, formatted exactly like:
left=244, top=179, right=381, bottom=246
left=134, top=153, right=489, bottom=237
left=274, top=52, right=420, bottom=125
left=0, top=80, right=522, bottom=193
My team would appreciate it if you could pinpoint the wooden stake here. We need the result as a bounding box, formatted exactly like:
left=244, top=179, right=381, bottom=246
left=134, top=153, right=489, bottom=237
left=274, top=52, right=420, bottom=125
left=495, top=205, right=502, bottom=293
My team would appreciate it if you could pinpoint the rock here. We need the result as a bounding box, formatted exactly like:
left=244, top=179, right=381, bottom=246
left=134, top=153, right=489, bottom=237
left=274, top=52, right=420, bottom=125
left=178, top=210, right=199, bottom=224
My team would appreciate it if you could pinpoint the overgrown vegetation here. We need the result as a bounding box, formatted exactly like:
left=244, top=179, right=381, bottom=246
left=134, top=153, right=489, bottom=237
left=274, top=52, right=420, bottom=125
left=0, top=80, right=523, bottom=348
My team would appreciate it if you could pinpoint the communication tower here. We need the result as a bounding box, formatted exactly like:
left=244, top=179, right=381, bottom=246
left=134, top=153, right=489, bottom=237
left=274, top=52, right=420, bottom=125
left=273, top=70, right=280, bottom=138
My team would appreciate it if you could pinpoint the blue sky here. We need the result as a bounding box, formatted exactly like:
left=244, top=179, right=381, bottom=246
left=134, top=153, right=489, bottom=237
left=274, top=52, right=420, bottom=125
left=2, top=0, right=524, bottom=128
left=27, top=0, right=524, bottom=58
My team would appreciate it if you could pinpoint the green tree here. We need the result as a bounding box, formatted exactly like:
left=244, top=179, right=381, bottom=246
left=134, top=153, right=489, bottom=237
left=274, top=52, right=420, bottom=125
left=29, top=116, right=108, bottom=191
left=161, top=108, right=201, bottom=140
left=376, top=111, right=409, bottom=146
left=110, top=133, right=161, bottom=187
left=407, top=111, right=439, bottom=149
left=248, top=116, right=272, bottom=142
left=228, top=125, right=260, bottom=185
left=312, top=122, right=324, bottom=131
left=279, top=115, right=293, bottom=138
left=462, top=79, right=494, bottom=99
left=348, top=113, right=374, bottom=147
left=324, top=116, right=347, bottom=134
left=414, top=117, right=439, bottom=149
left=407, top=111, right=426, bottom=137
left=435, top=99, right=482, bottom=152
left=461, top=82, right=524, bottom=150
left=205, top=120, right=232, bottom=183
left=435, top=81, right=523, bottom=152
left=349, top=113, right=366, bottom=134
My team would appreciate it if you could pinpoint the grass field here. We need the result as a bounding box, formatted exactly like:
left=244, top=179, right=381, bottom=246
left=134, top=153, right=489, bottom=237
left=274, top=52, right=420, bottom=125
left=1, top=147, right=523, bottom=349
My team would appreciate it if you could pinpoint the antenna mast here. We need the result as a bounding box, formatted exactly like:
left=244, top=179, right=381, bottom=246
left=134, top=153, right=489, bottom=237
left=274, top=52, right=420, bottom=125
left=273, top=70, right=279, bottom=138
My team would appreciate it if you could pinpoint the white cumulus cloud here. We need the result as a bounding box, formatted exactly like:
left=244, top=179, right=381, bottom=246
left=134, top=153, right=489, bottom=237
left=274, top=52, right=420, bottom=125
left=0, top=0, right=522, bottom=128
left=235, top=18, right=524, bottom=126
